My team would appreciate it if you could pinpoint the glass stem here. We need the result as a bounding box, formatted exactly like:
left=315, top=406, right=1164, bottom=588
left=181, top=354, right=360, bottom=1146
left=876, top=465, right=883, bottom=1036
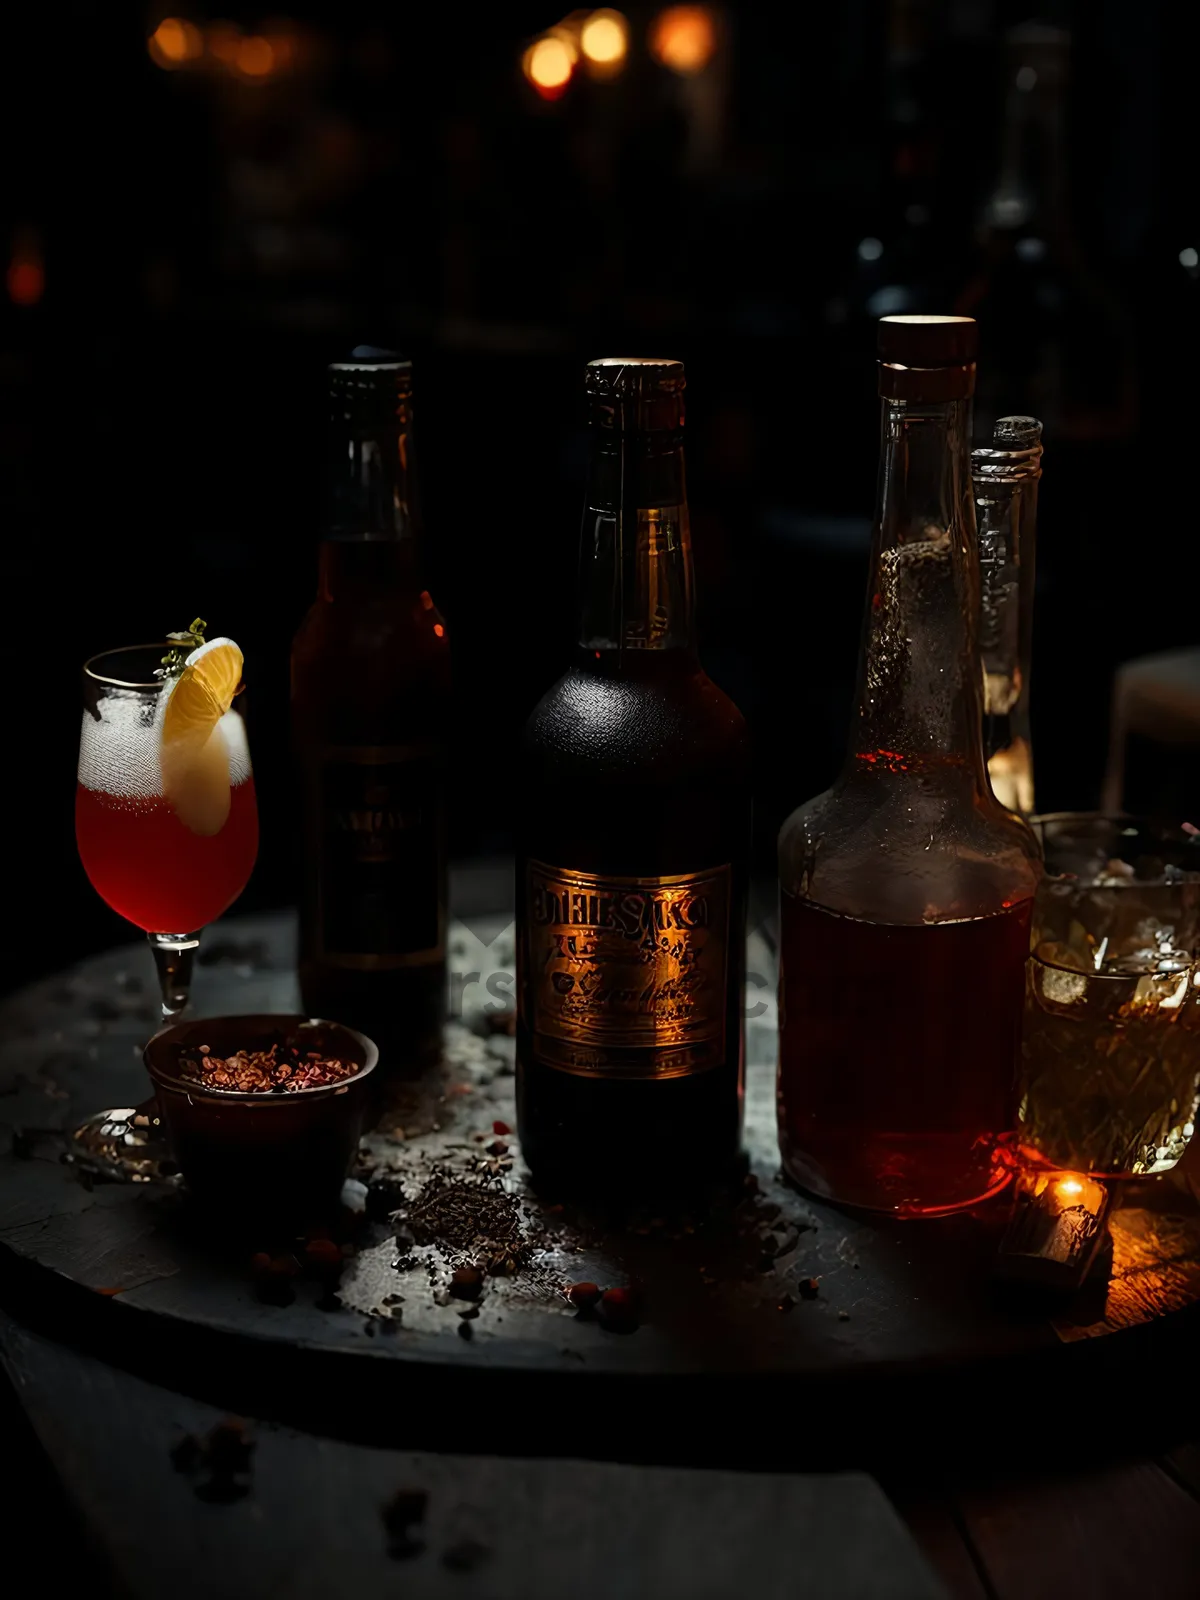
left=148, top=932, right=201, bottom=1021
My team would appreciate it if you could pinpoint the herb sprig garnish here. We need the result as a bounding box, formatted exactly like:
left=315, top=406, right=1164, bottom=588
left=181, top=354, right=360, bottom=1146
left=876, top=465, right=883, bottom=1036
left=158, top=618, right=208, bottom=680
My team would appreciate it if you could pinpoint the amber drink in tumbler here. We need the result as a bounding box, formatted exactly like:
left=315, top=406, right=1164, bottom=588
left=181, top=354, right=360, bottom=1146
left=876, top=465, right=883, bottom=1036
left=1020, top=814, right=1200, bottom=1177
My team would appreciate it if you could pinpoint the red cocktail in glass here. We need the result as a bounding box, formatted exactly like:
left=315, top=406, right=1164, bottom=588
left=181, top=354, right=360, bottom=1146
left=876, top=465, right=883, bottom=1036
left=76, top=641, right=258, bottom=1015
left=76, top=757, right=258, bottom=933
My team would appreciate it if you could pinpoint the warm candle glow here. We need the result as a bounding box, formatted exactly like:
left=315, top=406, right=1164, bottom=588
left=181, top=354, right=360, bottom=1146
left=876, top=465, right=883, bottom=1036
left=7, top=231, right=43, bottom=308
left=581, top=10, right=629, bottom=67
left=649, top=6, right=717, bottom=76
left=235, top=36, right=276, bottom=78
left=1026, top=1168, right=1106, bottom=1215
left=524, top=36, right=576, bottom=99
left=148, top=17, right=203, bottom=69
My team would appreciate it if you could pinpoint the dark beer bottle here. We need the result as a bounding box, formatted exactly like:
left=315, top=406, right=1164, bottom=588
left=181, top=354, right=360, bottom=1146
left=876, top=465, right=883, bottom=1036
left=291, top=349, right=449, bottom=1067
left=516, top=358, right=749, bottom=1194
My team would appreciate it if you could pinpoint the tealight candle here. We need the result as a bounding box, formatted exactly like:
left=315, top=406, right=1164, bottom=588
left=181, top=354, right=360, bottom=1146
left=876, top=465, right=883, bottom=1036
left=995, top=1167, right=1111, bottom=1291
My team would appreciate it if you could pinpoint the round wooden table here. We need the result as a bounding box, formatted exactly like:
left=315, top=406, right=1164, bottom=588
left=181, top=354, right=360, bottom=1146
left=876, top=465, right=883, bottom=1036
left=3, top=880, right=1198, bottom=1474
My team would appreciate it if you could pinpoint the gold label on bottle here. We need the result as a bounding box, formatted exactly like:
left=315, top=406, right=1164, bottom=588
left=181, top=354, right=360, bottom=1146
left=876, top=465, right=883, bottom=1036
left=524, top=860, right=730, bottom=1079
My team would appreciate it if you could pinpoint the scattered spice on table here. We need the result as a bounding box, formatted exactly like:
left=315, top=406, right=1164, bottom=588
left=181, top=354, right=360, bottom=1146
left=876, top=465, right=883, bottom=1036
left=178, top=1043, right=358, bottom=1094
left=404, top=1165, right=527, bottom=1270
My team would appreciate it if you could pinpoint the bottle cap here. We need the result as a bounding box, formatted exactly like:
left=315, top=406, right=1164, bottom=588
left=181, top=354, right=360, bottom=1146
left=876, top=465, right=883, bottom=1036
left=329, top=348, right=412, bottom=427
left=877, top=315, right=977, bottom=367
left=973, top=415, right=1044, bottom=483
left=993, top=415, right=1042, bottom=446
left=878, top=316, right=976, bottom=401
left=347, top=344, right=407, bottom=364
left=586, top=357, right=685, bottom=395
left=586, top=358, right=685, bottom=430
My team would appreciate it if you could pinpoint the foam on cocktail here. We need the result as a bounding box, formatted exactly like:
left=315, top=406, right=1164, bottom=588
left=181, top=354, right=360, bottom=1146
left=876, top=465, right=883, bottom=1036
left=77, top=701, right=251, bottom=797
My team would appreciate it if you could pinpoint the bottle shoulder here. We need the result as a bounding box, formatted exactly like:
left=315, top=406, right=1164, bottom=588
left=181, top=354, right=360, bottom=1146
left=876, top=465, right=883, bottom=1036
left=523, top=660, right=748, bottom=780
left=292, top=592, right=448, bottom=667
left=779, top=776, right=1041, bottom=923
left=291, top=595, right=450, bottom=736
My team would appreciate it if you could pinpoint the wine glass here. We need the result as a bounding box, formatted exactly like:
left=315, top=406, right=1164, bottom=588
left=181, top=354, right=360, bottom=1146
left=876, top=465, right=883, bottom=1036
left=72, top=642, right=258, bottom=1176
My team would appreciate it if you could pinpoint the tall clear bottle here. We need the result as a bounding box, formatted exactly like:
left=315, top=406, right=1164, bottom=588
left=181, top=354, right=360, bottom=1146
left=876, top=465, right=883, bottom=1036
left=974, top=415, right=1042, bottom=816
left=291, top=349, right=450, bottom=1069
left=956, top=25, right=1135, bottom=442
left=777, top=316, right=1041, bottom=1217
left=516, top=358, right=750, bottom=1195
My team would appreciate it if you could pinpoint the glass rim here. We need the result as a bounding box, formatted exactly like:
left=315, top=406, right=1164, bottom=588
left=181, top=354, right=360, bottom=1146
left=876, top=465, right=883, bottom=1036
left=83, top=643, right=176, bottom=691
left=1032, top=809, right=1200, bottom=887
left=1031, top=946, right=1196, bottom=982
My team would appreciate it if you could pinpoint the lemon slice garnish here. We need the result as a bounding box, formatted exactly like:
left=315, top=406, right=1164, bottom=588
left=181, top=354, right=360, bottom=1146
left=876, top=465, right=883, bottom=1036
left=161, top=638, right=243, bottom=837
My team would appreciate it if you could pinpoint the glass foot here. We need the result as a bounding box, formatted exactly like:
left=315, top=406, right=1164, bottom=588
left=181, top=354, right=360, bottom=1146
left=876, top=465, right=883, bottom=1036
left=69, top=1099, right=178, bottom=1184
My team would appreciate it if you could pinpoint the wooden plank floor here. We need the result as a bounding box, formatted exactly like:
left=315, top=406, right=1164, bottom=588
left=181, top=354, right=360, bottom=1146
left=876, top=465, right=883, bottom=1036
left=0, top=1313, right=945, bottom=1600
left=891, top=1457, right=1200, bottom=1600
left=6, top=1303, right=1200, bottom=1600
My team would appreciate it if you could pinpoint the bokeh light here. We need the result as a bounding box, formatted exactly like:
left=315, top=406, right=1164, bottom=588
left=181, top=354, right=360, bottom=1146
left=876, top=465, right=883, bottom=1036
left=523, top=36, right=576, bottom=100
left=147, top=17, right=204, bottom=70
left=581, top=10, right=628, bottom=68
left=206, top=22, right=243, bottom=66
left=7, top=252, right=43, bottom=308
left=236, top=36, right=276, bottom=78
left=649, top=6, right=717, bottom=77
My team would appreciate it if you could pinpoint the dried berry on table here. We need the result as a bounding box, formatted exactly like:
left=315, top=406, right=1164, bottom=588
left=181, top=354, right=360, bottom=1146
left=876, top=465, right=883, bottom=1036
left=304, top=1237, right=344, bottom=1278
left=568, top=1281, right=601, bottom=1312
left=169, top=1434, right=201, bottom=1474
left=205, top=1419, right=254, bottom=1476
left=171, top=1419, right=255, bottom=1504
left=598, top=1286, right=639, bottom=1332
left=251, top=1252, right=299, bottom=1306
left=382, top=1487, right=429, bottom=1559
left=449, top=1265, right=485, bottom=1300
left=366, top=1175, right=409, bottom=1221
left=443, top=1539, right=490, bottom=1572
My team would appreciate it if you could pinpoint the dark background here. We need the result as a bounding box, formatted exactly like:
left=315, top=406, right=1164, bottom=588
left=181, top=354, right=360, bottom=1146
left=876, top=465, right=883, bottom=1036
left=2, top=1, right=1196, bottom=988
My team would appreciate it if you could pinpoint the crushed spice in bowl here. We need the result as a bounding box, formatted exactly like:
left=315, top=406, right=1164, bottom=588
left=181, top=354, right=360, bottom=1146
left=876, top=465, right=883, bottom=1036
left=145, top=1015, right=378, bottom=1226
left=178, top=1043, right=359, bottom=1095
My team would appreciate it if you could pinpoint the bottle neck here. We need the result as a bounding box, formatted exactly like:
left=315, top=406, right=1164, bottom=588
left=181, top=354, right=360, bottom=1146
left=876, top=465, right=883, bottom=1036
left=847, top=393, right=989, bottom=795
left=986, top=34, right=1070, bottom=236
left=973, top=420, right=1042, bottom=814
left=323, top=410, right=422, bottom=599
left=577, top=409, right=696, bottom=659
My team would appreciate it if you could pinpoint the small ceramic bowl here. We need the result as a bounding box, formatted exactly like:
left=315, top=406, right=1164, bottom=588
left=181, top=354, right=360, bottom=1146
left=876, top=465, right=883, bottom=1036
left=144, top=1014, right=377, bottom=1223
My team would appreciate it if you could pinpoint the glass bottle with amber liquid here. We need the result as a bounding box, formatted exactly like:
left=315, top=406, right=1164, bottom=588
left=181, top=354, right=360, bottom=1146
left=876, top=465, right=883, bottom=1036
left=777, top=317, right=1041, bottom=1217
left=516, top=359, right=749, bottom=1195
left=291, top=350, right=449, bottom=1067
